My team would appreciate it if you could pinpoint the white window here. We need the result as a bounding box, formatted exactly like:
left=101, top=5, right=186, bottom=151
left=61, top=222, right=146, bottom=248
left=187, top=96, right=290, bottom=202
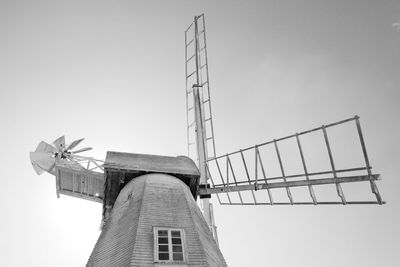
left=154, top=227, right=185, bottom=263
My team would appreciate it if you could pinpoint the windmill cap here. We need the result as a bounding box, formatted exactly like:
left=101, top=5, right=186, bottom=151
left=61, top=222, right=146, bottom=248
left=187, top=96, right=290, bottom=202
left=104, top=151, right=200, bottom=197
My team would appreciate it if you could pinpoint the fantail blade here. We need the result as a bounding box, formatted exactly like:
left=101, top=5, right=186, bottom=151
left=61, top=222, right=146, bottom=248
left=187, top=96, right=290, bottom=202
left=31, top=162, right=45, bottom=175
left=30, top=152, right=56, bottom=173
left=72, top=147, right=92, bottom=154
left=35, top=141, right=57, bottom=153
left=67, top=138, right=84, bottom=150
left=52, top=136, right=65, bottom=149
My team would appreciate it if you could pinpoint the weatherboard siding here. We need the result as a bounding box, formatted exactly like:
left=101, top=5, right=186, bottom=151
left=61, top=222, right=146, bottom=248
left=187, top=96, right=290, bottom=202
left=87, top=173, right=226, bottom=267
left=87, top=178, right=145, bottom=267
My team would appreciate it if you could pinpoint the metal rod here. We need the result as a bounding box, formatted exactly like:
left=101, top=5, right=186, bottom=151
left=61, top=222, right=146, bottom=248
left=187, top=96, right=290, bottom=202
left=194, top=21, right=211, bottom=161
left=255, top=146, right=274, bottom=204
left=186, top=54, right=195, bottom=63
left=274, top=140, right=294, bottom=204
left=240, top=150, right=257, bottom=203
left=207, top=116, right=359, bottom=161
left=185, top=22, right=193, bottom=33
left=212, top=166, right=371, bottom=186
left=201, top=14, right=217, bottom=159
left=185, top=21, right=191, bottom=159
left=355, top=117, right=383, bottom=204
left=214, top=159, right=231, bottom=204
left=186, top=70, right=197, bottom=79
left=322, top=126, right=346, bottom=204
left=255, top=146, right=258, bottom=187
left=219, top=201, right=385, bottom=206
left=194, top=16, right=200, bottom=87
left=226, top=155, right=229, bottom=186
left=227, top=155, right=243, bottom=203
left=185, top=39, right=194, bottom=47
left=296, top=133, right=317, bottom=204
left=201, top=174, right=380, bottom=195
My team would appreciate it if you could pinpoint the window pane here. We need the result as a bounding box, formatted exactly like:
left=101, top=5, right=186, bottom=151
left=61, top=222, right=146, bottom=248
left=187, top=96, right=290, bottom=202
left=173, top=245, right=182, bottom=252
left=158, top=237, right=168, bottom=244
left=173, top=253, right=184, bottom=261
left=172, top=238, right=182, bottom=244
left=158, top=230, right=168, bottom=236
left=159, top=245, right=169, bottom=252
left=171, top=231, right=181, bottom=237
left=159, top=253, right=169, bottom=260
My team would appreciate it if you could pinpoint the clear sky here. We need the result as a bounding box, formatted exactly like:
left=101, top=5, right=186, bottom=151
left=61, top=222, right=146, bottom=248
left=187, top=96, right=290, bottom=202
left=0, top=0, right=399, bottom=266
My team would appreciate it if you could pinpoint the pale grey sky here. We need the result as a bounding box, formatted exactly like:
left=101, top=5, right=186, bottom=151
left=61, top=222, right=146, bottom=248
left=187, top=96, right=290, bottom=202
left=0, top=1, right=399, bottom=266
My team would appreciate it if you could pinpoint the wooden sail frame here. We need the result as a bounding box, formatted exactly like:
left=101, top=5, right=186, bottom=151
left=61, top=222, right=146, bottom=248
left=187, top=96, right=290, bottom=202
left=201, top=116, right=384, bottom=205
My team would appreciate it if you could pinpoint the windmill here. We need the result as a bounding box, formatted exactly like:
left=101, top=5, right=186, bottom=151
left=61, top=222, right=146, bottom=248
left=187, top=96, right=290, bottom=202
left=30, top=14, right=384, bottom=267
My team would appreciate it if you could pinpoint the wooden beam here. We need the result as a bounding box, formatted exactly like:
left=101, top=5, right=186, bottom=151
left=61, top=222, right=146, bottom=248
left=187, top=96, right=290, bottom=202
left=199, top=174, right=380, bottom=195
left=55, top=167, right=60, bottom=198
left=59, top=190, right=103, bottom=204
left=219, top=201, right=385, bottom=205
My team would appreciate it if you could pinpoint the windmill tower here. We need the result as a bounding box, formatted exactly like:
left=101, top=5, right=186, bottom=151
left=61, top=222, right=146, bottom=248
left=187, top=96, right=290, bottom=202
left=30, top=14, right=384, bottom=267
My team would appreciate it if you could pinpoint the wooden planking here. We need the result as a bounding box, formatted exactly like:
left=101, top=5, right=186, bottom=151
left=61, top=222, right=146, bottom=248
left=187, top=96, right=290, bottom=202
left=56, top=166, right=104, bottom=203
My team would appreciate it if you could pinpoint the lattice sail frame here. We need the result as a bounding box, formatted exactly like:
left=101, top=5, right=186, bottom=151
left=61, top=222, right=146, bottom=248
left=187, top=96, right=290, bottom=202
left=184, top=15, right=383, bottom=206
left=200, top=116, right=383, bottom=205
left=185, top=14, right=217, bottom=164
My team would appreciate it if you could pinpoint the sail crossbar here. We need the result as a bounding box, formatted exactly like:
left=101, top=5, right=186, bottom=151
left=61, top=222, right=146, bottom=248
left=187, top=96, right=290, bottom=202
left=202, top=116, right=384, bottom=205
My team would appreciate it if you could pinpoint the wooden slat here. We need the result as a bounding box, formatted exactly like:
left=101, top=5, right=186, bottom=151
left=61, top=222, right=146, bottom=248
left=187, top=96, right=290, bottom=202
left=56, top=166, right=104, bottom=202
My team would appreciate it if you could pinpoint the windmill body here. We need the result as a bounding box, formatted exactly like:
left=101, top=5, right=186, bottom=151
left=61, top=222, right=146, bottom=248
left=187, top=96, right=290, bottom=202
left=87, top=152, right=226, bottom=266
left=30, top=14, right=384, bottom=267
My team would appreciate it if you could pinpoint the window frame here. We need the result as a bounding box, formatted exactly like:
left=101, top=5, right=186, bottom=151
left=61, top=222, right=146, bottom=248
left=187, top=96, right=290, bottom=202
left=153, top=227, right=186, bottom=263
